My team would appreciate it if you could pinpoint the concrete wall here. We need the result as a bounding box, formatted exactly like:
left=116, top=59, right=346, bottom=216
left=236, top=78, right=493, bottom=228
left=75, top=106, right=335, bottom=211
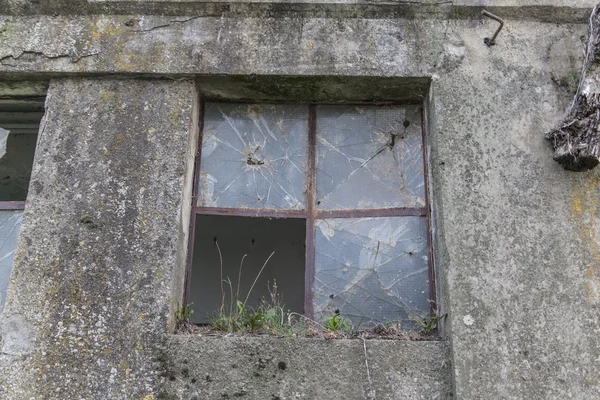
left=161, top=336, right=452, bottom=399
left=0, top=1, right=599, bottom=399
left=0, top=78, right=198, bottom=398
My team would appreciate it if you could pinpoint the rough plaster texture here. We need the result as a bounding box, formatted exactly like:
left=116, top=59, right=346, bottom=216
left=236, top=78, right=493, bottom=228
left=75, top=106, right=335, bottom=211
left=0, top=78, right=198, bottom=398
left=0, top=3, right=597, bottom=400
left=0, top=1, right=593, bottom=23
left=0, top=14, right=591, bottom=76
left=424, top=23, right=600, bottom=400
left=161, top=336, right=452, bottom=400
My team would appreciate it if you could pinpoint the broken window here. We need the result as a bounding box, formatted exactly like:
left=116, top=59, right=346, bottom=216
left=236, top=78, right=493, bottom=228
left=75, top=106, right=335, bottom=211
left=187, top=103, right=433, bottom=329
left=198, top=103, right=309, bottom=210
left=0, top=99, right=44, bottom=315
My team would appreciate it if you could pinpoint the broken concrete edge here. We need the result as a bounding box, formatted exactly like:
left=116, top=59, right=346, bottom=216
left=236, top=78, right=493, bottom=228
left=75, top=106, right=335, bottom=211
left=0, top=2, right=593, bottom=23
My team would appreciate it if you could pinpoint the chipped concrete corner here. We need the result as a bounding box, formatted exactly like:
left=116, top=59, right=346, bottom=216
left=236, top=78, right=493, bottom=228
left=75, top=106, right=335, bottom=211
left=0, top=0, right=599, bottom=399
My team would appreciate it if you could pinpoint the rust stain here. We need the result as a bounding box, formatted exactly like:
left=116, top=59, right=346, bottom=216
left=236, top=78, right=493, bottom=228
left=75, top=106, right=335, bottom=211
left=571, top=174, right=600, bottom=303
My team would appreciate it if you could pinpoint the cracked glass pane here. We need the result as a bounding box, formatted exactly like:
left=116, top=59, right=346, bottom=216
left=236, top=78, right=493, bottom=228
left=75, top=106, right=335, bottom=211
left=316, top=105, right=425, bottom=210
left=314, top=216, right=429, bottom=328
left=0, top=211, right=23, bottom=315
left=0, top=128, right=8, bottom=159
left=198, top=103, right=309, bottom=210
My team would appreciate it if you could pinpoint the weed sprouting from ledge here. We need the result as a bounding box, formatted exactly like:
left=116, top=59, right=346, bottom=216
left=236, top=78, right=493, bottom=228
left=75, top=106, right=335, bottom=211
left=410, top=313, right=446, bottom=336
left=177, top=244, right=443, bottom=340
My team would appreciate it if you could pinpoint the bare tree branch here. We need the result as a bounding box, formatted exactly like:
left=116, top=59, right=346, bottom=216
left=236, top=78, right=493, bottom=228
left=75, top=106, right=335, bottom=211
left=546, top=3, right=600, bottom=171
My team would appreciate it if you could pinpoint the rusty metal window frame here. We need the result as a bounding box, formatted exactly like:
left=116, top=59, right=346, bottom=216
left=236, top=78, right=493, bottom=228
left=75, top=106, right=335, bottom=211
left=0, top=201, right=26, bottom=210
left=185, top=101, right=436, bottom=319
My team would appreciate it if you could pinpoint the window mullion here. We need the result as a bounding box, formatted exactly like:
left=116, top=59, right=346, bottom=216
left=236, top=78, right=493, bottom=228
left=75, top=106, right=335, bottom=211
left=304, top=105, right=317, bottom=319
left=315, top=207, right=427, bottom=219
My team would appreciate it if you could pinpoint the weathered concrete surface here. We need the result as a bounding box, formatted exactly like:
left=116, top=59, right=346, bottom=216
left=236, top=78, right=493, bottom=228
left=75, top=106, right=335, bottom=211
left=0, top=14, right=592, bottom=76
left=0, top=0, right=593, bottom=22
left=0, top=5, right=597, bottom=400
left=0, top=78, right=198, bottom=398
left=427, top=21, right=600, bottom=400
left=160, top=336, right=452, bottom=400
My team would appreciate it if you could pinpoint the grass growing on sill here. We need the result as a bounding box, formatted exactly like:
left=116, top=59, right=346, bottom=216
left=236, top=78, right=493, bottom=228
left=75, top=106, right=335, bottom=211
left=176, top=242, right=443, bottom=340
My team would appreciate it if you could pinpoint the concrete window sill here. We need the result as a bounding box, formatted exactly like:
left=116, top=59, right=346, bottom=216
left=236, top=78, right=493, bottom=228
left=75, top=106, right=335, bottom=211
left=158, top=334, right=453, bottom=399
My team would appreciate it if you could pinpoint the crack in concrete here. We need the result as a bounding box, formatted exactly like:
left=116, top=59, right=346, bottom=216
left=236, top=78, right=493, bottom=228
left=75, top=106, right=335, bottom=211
left=0, top=50, right=100, bottom=65
left=133, top=16, right=203, bottom=33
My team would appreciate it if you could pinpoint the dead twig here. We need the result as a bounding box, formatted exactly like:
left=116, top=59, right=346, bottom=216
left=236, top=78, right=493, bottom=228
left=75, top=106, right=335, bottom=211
left=362, top=335, right=376, bottom=400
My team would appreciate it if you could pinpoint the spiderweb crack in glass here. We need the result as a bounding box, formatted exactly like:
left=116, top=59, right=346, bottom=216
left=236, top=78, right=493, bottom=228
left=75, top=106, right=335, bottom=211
left=316, top=105, right=425, bottom=210
left=314, top=217, right=429, bottom=327
left=194, top=102, right=431, bottom=328
left=198, top=103, right=309, bottom=210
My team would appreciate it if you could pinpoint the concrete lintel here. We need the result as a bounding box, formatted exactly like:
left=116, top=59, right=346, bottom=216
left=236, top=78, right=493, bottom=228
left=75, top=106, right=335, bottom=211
left=0, top=15, right=587, bottom=78
left=196, top=75, right=431, bottom=103
left=0, top=75, right=431, bottom=103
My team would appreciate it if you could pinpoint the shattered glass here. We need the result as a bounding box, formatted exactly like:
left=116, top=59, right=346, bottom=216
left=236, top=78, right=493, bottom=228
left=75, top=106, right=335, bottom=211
left=0, top=211, right=23, bottom=315
left=316, top=105, right=425, bottom=210
left=314, top=216, right=430, bottom=328
left=198, top=103, right=309, bottom=210
left=0, top=128, right=8, bottom=159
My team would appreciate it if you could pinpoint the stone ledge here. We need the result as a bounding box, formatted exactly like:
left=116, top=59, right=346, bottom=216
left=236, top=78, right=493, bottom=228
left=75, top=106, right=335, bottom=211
left=159, top=334, right=452, bottom=399
left=0, top=1, right=593, bottom=22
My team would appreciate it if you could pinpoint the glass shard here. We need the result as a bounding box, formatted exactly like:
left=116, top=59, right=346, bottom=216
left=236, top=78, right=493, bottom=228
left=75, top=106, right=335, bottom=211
left=314, top=216, right=429, bottom=328
left=0, top=127, right=8, bottom=159
left=316, top=105, right=425, bottom=210
left=0, top=211, right=23, bottom=315
left=198, top=103, right=309, bottom=210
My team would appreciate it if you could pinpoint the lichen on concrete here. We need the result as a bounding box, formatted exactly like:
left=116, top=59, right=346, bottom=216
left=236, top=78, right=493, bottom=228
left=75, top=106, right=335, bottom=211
left=0, top=2, right=598, bottom=399
left=0, top=78, right=197, bottom=398
left=159, top=335, right=452, bottom=400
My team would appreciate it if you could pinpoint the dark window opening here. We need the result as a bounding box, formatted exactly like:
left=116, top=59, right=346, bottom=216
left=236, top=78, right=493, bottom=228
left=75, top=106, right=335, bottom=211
left=0, top=98, right=45, bottom=315
left=189, top=215, right=306, bottom=324
left=0, top=99, right=44, bottom=205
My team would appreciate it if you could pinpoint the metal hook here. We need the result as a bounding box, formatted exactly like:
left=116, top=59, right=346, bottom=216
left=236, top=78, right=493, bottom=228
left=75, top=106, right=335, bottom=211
left=482, top=10, right=504, bottom=46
